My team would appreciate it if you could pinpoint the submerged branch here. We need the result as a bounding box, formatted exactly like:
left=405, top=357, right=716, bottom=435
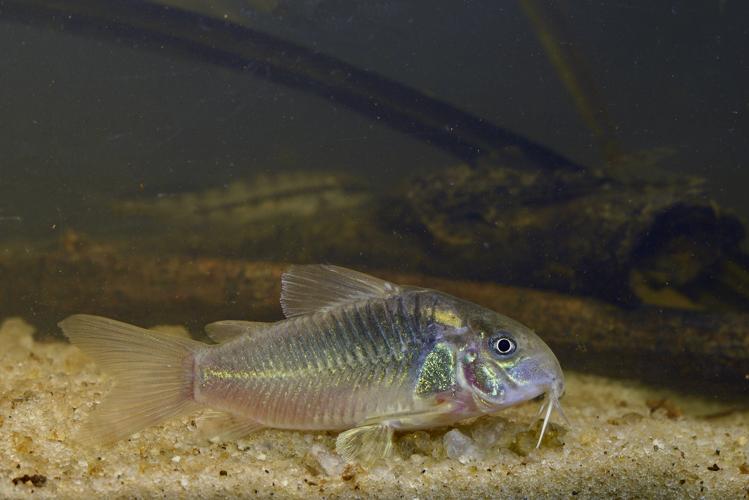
left=0, top=0, right=582, bottom=170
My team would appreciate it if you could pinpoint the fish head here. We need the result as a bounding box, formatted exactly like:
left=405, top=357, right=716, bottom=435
left=454, top=303, right=564, bottom=412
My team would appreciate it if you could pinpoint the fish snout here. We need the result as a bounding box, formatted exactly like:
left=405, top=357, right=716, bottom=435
left=518, top=349, right=565, bottom=402
left=540, top=355, right=565, bottom=399
left=533, top=338, right=565, bottom=398
left=548, top=373, right=565, bottom=401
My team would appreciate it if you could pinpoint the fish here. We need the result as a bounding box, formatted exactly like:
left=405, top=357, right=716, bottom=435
left=59, top=265, right=566, bottom=464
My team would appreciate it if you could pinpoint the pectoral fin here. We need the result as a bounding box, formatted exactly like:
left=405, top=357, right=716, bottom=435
left=335, top=423, right=394, bottom=465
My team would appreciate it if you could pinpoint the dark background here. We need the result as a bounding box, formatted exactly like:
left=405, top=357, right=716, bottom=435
left=0, top=0, right=747, bottom=239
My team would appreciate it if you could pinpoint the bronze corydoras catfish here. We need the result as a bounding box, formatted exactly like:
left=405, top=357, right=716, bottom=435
left=60, top=265, right=565, bottom=463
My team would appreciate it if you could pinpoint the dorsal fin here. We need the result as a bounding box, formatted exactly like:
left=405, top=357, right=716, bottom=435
left=204, top=320, right=271, bottom=343
left=280, top=265, right=401, bottom=318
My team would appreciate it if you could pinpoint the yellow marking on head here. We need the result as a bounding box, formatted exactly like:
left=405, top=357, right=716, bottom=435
left=434, top=309, right=463, bottom=329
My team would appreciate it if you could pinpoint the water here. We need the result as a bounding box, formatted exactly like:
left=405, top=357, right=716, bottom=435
left=0, top=1, right=748, bottom=496
left=2, top=0, right=747, bottom=378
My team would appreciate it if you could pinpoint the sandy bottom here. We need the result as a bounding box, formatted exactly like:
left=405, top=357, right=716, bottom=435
left=1, top=317, right=748, bottom=499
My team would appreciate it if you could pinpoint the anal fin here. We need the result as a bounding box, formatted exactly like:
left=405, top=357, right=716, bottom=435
left=196, top=410, right=264, bottom=442
left=335, top=423, right=394, bottom=465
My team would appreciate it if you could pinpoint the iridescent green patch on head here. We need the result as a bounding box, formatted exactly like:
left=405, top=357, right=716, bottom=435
left=472, top=360, right=505, bottom=400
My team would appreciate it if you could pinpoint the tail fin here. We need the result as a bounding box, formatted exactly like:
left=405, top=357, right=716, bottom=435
left=59, top=314, right=205, bottom=445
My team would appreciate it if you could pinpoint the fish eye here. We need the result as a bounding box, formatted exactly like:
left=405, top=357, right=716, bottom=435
left=490, top=334, right=516, bottom=356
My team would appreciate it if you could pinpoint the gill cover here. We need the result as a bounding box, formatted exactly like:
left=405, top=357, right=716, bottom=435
left=460, top=348, right=506, bottom=408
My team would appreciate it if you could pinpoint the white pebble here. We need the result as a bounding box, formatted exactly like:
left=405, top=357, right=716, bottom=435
left=443, top=429, right=484, bottom=464
left=309, top=444, right=345, bottom=476
left=471, top=420, right=504, bottom=448
left=236, top=439, right=253, bottom=451
left=171, top=455, right=182, bottom=463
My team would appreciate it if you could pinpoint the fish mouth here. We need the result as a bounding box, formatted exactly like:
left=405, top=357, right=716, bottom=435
left=469, top=380, right=547, bottom=414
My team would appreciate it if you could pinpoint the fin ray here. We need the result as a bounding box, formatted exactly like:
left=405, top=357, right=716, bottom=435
left=59, top=314, right=204, bottom=445
left=335, top=423, right=393, bottom=465
left=281, top=265, right=401, bottom=318
left=196, top=410, right=264, bottom=441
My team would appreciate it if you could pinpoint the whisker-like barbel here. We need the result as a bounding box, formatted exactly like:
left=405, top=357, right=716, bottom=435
left=534, top=391, right=569, bottom=449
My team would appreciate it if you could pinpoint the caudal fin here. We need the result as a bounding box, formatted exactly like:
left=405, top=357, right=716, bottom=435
left=59, top=314, right=205, bottom=445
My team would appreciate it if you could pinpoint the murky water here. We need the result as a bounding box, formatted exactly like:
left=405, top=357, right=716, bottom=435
left=0, top=2, right=748, bottom=496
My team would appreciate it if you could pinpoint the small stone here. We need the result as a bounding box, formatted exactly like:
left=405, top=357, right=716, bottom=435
left=707, top=463, right=721, bottom=471
left=302, top=453, right=322, bottom=476
left=0, top=318, right=35, bottom=351
left=171, top=455, right=181, bottom=463
left=397, top=431, right=434, bottom=458
left=309, top=444, right=344, bottom=476
left=470, top=419, right=504, bottom=448
left=509, top=421, right=566, bottom=457
left=607, top=412, right=644, bottom=426
left=645, top=398, right=682, bottom=419
left=235, top=439, right=253, bottom=451
left=340, top=464, right=357, bottom=481
left=12, top=474, right=47, bottom=487
left=443, top=429, right=483, bottom=464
